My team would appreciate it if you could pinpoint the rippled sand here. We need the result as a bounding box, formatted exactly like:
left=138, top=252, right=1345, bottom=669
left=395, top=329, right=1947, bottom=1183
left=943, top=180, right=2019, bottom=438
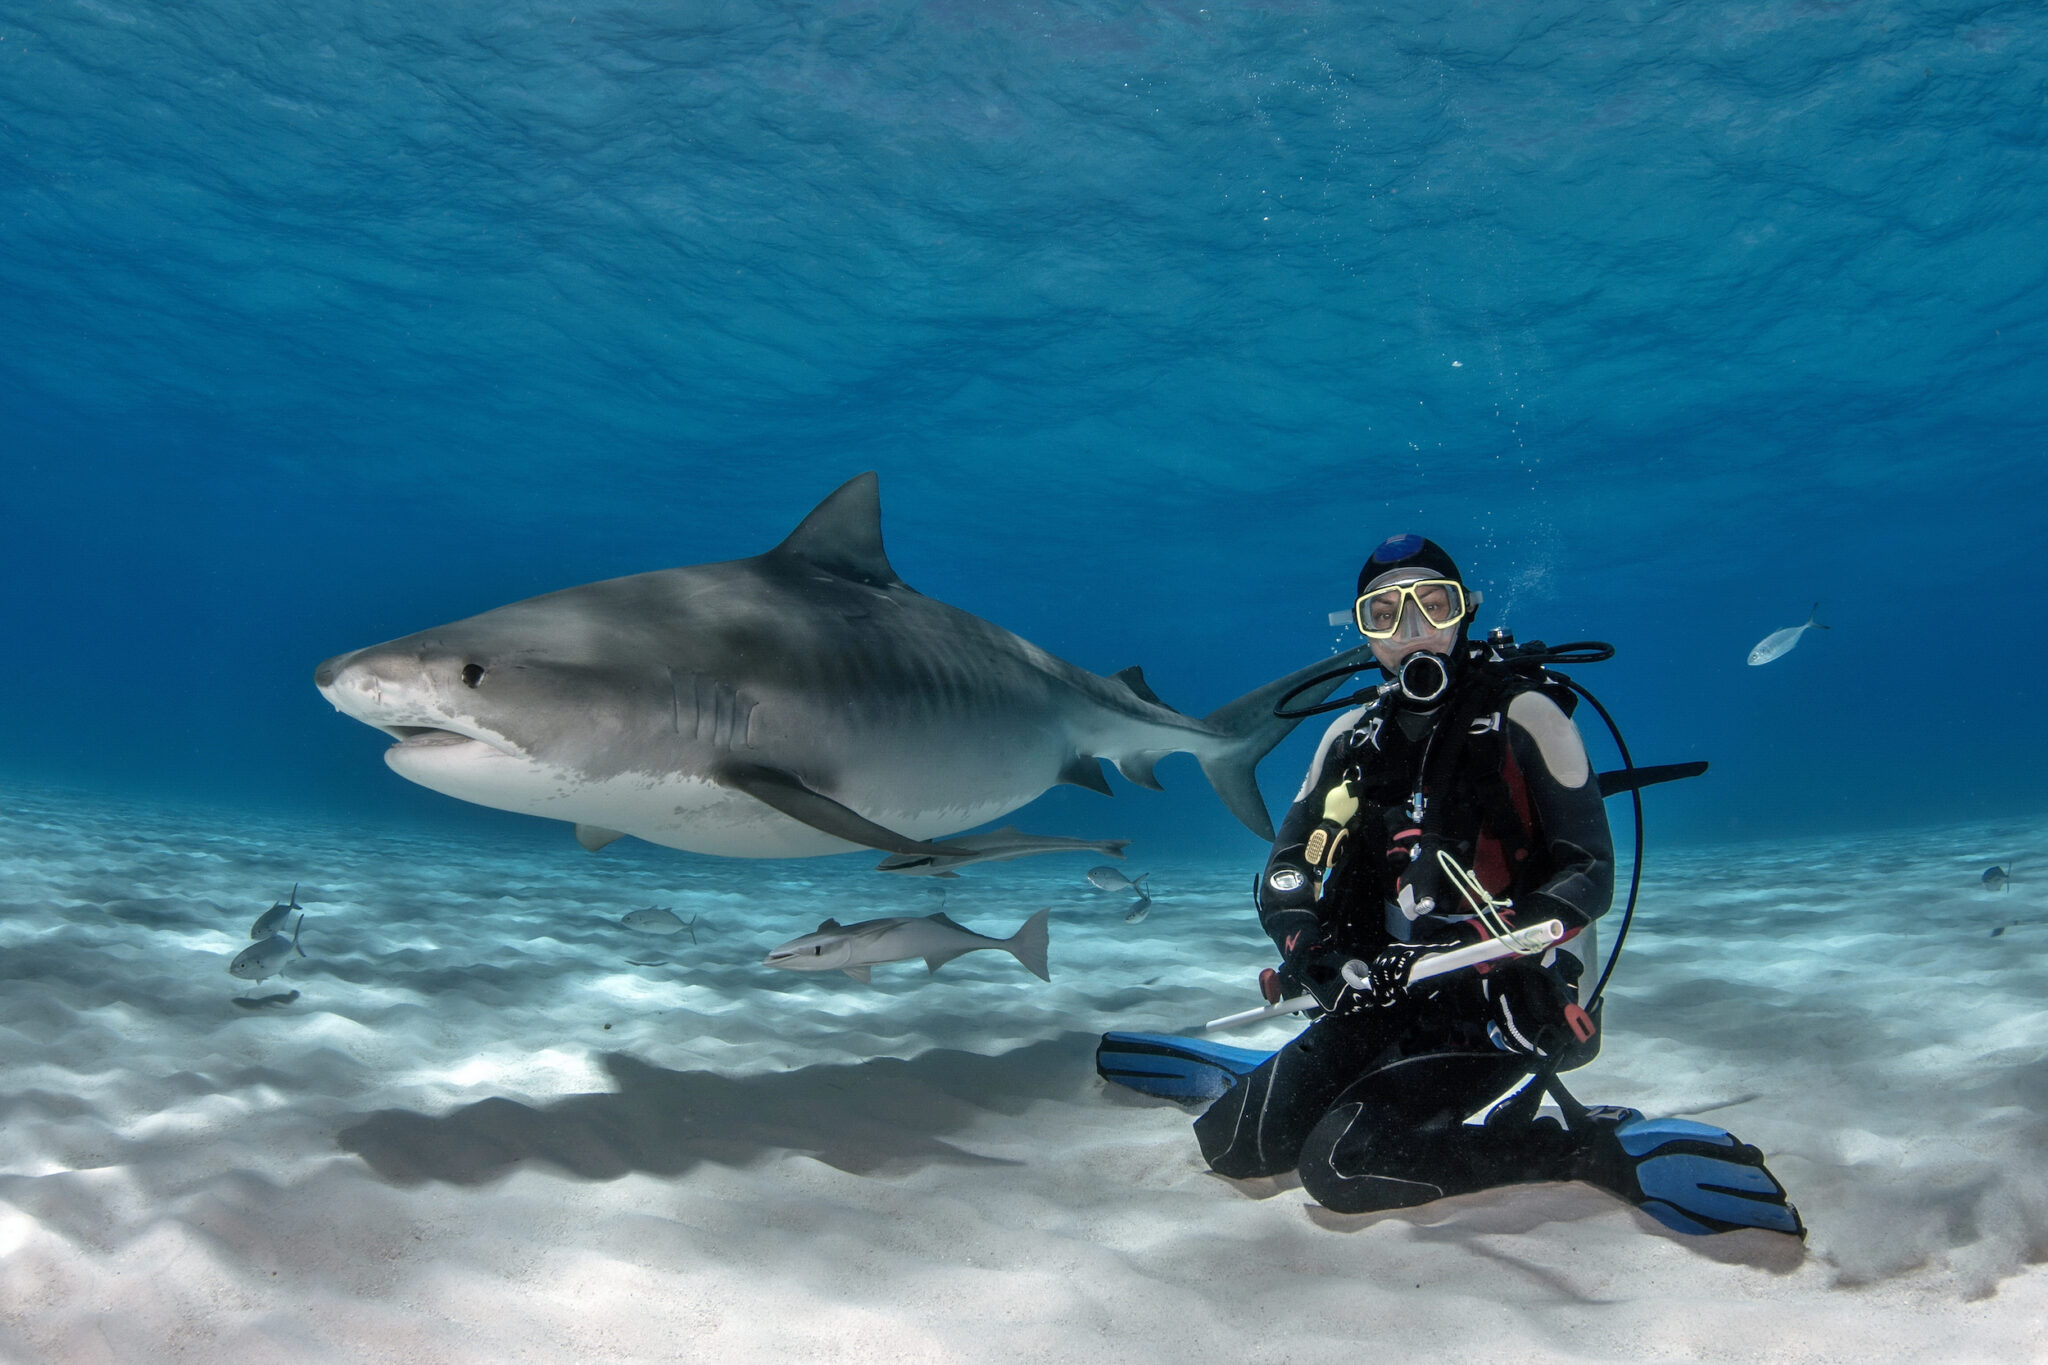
left=2, top=783, right=2043, bottom=1361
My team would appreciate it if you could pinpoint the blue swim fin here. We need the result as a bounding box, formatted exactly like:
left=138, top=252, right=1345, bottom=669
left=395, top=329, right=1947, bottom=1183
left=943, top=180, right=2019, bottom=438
left=1575, top=1106, right=1806, bottom=1237
left=1096, top=1031, right=1272, bottom=1103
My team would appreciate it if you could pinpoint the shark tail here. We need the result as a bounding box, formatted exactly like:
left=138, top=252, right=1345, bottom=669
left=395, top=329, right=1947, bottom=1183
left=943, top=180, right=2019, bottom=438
left=1005, top=907, right=1052, bottom=982
left=1195, top=643, right=1379, bottom=841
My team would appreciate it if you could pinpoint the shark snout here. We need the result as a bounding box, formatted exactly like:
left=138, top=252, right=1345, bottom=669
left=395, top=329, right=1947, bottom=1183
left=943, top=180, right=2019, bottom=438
left=314, top=645, right=447, bottom=732
left=315, top=650, right=387, bottom=713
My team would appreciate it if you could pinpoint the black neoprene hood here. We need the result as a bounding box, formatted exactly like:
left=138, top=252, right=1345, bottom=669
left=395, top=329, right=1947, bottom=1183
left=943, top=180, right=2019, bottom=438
left=1357, top=533, right=1464, bottom=596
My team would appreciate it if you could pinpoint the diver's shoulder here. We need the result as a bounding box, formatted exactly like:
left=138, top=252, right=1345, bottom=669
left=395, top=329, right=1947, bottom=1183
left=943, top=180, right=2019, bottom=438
left=1320, top=703, right=1372, bottom=746
left=1504, top=686, right=1573, bottom=727
left=1292, top=703, right=1373, bottom=801
left=1503, top=687, right=1591, bottom=786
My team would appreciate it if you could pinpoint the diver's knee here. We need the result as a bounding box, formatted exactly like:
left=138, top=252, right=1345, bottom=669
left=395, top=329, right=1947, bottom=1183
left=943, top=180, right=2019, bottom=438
left=1297, top=1102, right=1446, bottom=1214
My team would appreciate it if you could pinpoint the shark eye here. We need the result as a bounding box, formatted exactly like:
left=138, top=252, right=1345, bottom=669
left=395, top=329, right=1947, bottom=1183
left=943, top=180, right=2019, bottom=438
left=461, top=664, right=486, bottom=688
left=810, top=945, right=822, bottom=955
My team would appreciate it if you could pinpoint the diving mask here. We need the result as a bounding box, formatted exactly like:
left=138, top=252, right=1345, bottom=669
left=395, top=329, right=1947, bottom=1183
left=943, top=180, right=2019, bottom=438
left=1353, top=577, right=1469, bottom=640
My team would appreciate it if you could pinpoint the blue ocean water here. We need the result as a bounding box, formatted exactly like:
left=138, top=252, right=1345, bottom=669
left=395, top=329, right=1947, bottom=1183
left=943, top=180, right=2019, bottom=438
left=3, top=0, right=2044, bottom=862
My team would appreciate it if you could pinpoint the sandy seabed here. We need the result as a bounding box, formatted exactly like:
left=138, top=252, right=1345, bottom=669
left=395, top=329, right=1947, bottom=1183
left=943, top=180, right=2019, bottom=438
left=2, top=781, right=2045, bottom=1363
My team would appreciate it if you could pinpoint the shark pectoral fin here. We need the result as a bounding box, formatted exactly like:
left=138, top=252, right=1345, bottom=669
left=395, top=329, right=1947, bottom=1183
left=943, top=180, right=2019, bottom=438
left=842, top=964, right=873, bottom=983
left=1114, top=750, right=1170, bottom=791
left=711, top=760, right=975, bottom=857
left=1059, top=754, right=1114, bottom=796
left=574, top=824, right=628, bottom=852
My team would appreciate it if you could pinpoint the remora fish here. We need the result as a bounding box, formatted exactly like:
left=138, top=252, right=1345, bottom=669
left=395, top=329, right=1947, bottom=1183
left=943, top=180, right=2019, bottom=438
left=229, top=914, right=306, bottom=982
left=250, top=883, right=302, bottom=939
left=762, top=908, right=1051, bottom=983
left=315, top=473, right=1372, bottom=859
left=875, top=826, right=1131, bottom=877
left=1747, top=604, right=1829, bottom=666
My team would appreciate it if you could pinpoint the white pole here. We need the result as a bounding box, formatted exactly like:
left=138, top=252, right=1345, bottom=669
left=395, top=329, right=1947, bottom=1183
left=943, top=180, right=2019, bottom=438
left=1202, top=919, right=1564, bottom=1033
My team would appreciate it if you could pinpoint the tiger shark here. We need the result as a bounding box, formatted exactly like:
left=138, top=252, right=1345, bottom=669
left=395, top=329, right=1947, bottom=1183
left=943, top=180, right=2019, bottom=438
left=314, top=473, right=1373, bottom=859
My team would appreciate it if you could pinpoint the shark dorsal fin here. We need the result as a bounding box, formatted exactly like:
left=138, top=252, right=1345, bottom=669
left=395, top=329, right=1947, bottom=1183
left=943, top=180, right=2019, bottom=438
left=771, top=473, right=905, bottom=589
left=818, top=918, right=842, bottom=932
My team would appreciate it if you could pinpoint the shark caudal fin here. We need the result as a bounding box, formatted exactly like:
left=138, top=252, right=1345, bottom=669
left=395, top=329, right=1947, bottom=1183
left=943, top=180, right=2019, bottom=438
left=1005, top=907, right=1052, bottom=982
left=1196, top=642, right=1380, bottom=841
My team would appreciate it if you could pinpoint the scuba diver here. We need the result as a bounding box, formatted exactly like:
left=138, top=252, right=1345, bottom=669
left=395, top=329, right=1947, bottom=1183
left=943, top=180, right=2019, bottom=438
left=1101, top=534, right=1803, bottom=1236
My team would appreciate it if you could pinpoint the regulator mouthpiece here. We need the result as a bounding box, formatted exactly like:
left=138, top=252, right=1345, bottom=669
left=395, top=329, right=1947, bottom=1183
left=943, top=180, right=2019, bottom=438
left=1396, top=651, right=1452, bottom=705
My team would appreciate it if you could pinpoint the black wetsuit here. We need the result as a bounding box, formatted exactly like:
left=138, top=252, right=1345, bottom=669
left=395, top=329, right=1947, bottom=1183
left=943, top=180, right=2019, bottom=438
left=1194, top=663, right=1615, bottom=1213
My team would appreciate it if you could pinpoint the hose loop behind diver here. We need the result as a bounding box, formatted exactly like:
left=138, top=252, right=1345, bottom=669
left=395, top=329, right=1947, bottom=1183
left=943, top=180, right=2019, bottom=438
left=1271, top=640, right=1617, bottom=721
left=1271, top=661, right=1387, bottom=720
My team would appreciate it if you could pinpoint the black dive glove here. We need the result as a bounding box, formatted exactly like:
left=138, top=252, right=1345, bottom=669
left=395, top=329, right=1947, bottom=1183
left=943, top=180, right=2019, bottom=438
left=1266, top=941, right=1459, bottom=1017
left=1481, top=959, right=1581, bottom=1056
left=1265, top=943, right=1352, bottom=1014
left=1324, top=942, right=1461, bottom=1015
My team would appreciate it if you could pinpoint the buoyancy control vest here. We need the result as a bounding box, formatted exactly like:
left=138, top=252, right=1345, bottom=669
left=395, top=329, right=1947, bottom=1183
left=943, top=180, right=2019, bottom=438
left=1306, top=662, right=1584, bottom=954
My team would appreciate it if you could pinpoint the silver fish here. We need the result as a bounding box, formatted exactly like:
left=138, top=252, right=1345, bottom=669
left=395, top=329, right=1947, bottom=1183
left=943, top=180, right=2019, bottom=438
left=229, top=914, right=305, bottom=982
left=1983, top=864, right=2012, bottom=892
left=315, top=474, right=1375, bottom=860
left=1748, top=604, right=1829, bottom=666
left=250, top=883, right=301, bottom=939
left=621, top=906, right=697, bottom=940
left=1087, top=866, right=1149, bottom=895
left=875, top=827, right=1131, bottom=877
left=1123, top=895, right=1152, bottom=924
left=762, top=909, right=1050, bottom=983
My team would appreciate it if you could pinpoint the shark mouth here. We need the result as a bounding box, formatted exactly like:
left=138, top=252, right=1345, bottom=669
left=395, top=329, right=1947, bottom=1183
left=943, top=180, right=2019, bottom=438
left=369, top=723, right=520, bottom=760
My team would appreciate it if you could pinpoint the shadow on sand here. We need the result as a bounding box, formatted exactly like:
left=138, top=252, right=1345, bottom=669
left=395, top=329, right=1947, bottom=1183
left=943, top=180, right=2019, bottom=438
left=339, top=1034, right=1098, bottom=1187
